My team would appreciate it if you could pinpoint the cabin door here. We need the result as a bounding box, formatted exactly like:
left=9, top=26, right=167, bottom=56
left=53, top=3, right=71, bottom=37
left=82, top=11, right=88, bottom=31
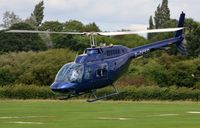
left=95, top=63, right=108, bottom=87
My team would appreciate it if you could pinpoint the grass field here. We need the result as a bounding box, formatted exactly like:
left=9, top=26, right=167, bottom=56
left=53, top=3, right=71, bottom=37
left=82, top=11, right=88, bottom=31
left=0, top=100, right=200, bottom=128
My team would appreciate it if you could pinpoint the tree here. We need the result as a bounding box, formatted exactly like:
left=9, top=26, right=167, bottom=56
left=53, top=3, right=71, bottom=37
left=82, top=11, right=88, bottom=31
left=0, top=11, right=21, bottom=29
left=0, top=23, right=47, bottom=52
left=40, top=20, right=88, bottom=51
left=112, top=34, right=148, bottom=48
left=38, top=21, right=64, bottom=48
left=31, top=1, right=44, bottom=27
left=154, top=0, right=170, bottom=29
left=64, top=20, right=84, bottom=32
left=63, top=21, right=101, bottom=32
left=83, top=22, right=101, bottom=32
left=39, top=21, right=63, bottom=31
left=161, top=0, right=170, bottom=22
left=52, top=20, right=101, bottom=51
left=154, top=4, right=162, bottom=29
left=169, top=61, right=198, bottom=88
left=147, top=16, right=154, bottom=39
left=185, top=19, right=200, bottom=56
left=24, top=16, right=37, bottom=29
left=148, top=0, right=173, bottom=45
left=149, top=16, right=154, bottom=29
left=51, top=34, right=89, bottom=52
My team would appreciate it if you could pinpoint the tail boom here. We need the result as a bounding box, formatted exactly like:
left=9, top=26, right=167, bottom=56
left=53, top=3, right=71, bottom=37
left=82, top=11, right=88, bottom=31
left=130, top=12, right=187, bottom=57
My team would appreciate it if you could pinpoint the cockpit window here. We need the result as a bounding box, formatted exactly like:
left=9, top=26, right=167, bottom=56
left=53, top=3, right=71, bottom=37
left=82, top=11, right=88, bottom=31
left=55, top=63, right=84, bottom=83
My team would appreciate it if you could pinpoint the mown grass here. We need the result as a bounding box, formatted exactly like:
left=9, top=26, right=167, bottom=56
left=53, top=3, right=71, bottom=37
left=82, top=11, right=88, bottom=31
left=0, top=100, right=199, bottom=128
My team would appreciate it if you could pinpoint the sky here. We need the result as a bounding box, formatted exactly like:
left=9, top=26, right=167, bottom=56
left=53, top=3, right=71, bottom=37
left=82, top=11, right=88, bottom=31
left=0, top=0, right=199, bottom=31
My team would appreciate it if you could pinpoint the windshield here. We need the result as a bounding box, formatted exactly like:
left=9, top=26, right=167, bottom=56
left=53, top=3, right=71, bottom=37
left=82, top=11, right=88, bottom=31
left=55, top=63, right=84, bottom=83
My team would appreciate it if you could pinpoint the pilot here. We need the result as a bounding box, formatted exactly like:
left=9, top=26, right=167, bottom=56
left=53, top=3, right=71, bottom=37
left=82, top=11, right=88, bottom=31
left=71, top=70, right=79, bottom=81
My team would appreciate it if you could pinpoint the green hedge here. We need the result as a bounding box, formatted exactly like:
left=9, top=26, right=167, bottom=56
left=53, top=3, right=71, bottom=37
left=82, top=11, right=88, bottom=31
left=105, top=86, right=200, bottom=101
left=0, top=85, right=56, bottom=99
left=0, top=85, right=200, bottom=101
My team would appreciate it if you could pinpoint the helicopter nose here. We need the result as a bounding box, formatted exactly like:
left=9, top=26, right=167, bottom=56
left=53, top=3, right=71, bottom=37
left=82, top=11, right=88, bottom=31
left=50, top=82, right=76, bottom=94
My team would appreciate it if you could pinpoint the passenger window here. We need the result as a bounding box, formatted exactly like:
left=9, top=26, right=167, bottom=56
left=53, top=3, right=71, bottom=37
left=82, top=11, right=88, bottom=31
left=96, top=69, right=103, bottom=77
left=96, top=63, right=108, bottom=77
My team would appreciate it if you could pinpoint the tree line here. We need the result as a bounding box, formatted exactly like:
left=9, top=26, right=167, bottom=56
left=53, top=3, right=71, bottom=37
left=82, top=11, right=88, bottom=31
left=0, top=0, right=200, bottom=56
left=0, top=1, right=104, bottom=52
left=0, top=0, right=200, bottom=89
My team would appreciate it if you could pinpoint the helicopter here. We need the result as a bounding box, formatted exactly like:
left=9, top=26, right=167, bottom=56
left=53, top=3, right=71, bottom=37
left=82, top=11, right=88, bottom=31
left=7, top=12, right=187, bottom=102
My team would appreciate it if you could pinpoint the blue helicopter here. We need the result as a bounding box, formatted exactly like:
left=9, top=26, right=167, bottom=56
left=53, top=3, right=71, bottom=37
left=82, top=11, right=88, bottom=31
left=8, top=12, right=186, bottom=102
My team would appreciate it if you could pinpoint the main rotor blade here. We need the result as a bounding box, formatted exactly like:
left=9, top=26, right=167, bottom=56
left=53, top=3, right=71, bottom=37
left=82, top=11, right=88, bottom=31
left=6, top=30, right=86, bottom=35
left=98, top=27, right=184, bottom=36
left=7, top=27, right=184, bottom=36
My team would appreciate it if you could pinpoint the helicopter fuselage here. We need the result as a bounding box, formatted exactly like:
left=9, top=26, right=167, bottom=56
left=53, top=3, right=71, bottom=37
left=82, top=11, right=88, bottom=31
left=51, top=45, right=131, bottom=94
left=50, top=36, right=184, bottom=95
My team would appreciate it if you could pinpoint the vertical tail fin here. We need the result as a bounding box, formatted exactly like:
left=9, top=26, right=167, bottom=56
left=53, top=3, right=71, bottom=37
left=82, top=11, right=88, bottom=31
left=175, top=12, right=185, bottom=37
left=175, top=12, right=187, bottom=55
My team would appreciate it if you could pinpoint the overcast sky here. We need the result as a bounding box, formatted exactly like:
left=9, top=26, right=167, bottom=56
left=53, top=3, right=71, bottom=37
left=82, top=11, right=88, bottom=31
left=0, top=0, right=199, bottom=31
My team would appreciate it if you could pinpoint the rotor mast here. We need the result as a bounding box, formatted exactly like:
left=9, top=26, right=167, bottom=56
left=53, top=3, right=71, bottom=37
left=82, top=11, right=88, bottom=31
left=88, top=33, right=98, bottom=47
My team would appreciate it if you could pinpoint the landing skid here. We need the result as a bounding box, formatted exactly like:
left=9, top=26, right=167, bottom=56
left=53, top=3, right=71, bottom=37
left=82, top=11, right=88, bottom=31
left=58, top=85, right=121, bottom=102
left=87, top=85, right=120, bottom=102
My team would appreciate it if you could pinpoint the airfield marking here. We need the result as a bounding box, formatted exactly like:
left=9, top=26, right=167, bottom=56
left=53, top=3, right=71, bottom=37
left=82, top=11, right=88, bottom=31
left=146, top=114, right=179, bottom=117
left=9, top=121, right=44, bottom=124
left=98, top=117, right=130, bottom=121
left=98, top=114, right=179, bottom=121
left=187, top=111, right=200, bottom=114
left=158, top=114, right=179, bottom=116
left=0, top=116, right=52, bottom=119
